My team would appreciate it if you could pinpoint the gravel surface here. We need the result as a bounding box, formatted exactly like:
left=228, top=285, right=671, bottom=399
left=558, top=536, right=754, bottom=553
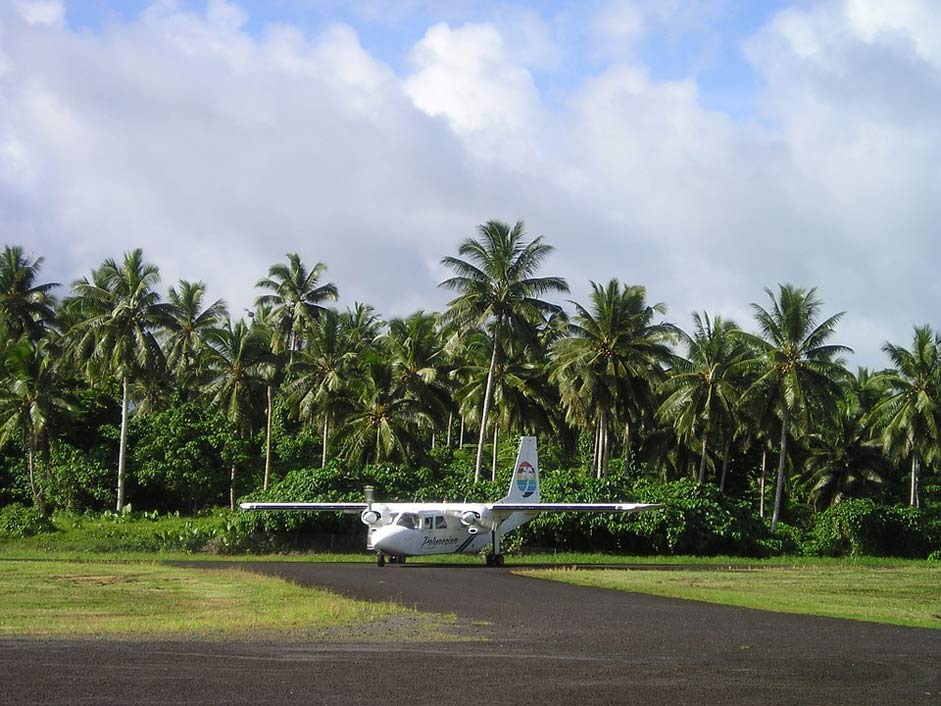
left=1, top=561, right=939, bottom=705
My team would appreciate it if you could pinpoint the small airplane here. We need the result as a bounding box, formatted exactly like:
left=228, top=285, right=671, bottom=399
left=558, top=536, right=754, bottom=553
left=241, top=436, right=662, bottom=566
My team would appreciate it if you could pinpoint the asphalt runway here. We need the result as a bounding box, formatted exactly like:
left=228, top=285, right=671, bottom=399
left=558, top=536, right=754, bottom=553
left=2, top=561, right=939, bottom=706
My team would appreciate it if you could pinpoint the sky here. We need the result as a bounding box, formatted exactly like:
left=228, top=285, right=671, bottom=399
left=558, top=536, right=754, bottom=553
left=2, top=0, right=940, bottom=369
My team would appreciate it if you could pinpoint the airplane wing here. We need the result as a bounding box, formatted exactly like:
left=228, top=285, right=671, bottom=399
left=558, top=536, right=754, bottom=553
left=239, top=502, right=367, bottom=512
left=490, top=502, right=662, bottom=512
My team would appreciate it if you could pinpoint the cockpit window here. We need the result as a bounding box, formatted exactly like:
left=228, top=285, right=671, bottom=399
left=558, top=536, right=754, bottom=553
left=395, top=513, right=419, bottom=529
left=434, top=516, right=448, bottom=529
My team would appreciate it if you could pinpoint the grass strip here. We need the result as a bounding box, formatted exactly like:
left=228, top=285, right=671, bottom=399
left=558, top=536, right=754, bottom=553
left=0, top=560, right=448, bottom=640
left=519, top=564, right=941, bottom=630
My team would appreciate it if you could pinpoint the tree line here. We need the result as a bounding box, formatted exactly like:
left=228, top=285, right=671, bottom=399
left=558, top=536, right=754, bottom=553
left=1, top=221, right=939, bottom=532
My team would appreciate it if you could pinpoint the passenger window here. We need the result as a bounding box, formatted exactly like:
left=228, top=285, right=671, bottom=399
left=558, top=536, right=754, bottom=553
left=434, top=516, right=447, bottom=529
left=421, top=516, right=434, bottom=530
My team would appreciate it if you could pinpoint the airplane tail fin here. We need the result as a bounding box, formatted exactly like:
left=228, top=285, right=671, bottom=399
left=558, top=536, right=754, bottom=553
left=502, top=436, right=539, bottom=503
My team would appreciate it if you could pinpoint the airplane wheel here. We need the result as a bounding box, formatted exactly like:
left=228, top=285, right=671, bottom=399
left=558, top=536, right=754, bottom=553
left=496, top=555, right=505, bottom=567
left=376, top=553, right=385, bottom=567
left=485, top=553, right=494, bottom=567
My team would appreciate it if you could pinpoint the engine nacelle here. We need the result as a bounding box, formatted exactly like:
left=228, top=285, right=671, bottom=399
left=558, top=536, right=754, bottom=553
left=460, top=510, right=480, bottom=527
left=460, top=508, right=494, bottom=531
left=361, top=510, right=381, bottom=526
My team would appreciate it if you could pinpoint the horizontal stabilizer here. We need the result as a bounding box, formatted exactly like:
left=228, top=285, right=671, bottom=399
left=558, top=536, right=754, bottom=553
left=240, top=502, right=367, bottom=512
left=491, top=502, right=662, bottom=513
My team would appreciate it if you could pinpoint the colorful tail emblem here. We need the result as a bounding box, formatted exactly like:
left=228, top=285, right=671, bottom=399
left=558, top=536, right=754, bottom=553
left=516, top=461, right=536, bottom=498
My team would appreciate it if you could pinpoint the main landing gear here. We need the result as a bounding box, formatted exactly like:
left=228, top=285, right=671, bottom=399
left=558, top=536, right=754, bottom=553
left=484, top=528, right=505, bottom=567
left=485, top=553, right=505, bottom=567
left=376, top=552, right=406, bottom=567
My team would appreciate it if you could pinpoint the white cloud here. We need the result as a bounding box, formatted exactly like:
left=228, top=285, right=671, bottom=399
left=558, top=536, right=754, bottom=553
left=1, top=3, right=480, bottom=316
left=404, top=22, right=540, bottom=135
left=14, top=1, right=63, bottom=26
left=2, top=1, right=941, bottom=369
left=846, top=0, right=941, bottom=67
left=592, top=1, right=647, bottom=46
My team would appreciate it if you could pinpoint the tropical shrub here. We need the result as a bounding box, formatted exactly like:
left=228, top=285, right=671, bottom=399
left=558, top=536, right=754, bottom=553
left=44, top=441, right=115, bottom=512
left=129, top=401, right=239, bottom=512
left=516, top=474, right=782, bottom=556
left=0, top=503, right=55, bottom=538
left=805, top=499, right=941, bottom=557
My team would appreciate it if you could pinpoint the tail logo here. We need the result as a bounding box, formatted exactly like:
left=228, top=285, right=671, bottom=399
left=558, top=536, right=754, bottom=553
left=516, top=461, right=537, bottom=497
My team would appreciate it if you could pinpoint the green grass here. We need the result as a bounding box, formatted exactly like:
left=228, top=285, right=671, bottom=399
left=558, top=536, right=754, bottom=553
left=0, top=560, right=450, bottom=640
left=519, top=564, right=941, bottom=629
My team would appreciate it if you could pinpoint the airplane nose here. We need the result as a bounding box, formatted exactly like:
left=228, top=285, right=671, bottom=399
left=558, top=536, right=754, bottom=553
left=372, top=525, right=410, bottom=555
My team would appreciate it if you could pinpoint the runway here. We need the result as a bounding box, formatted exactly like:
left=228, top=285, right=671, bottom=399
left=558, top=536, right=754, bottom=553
left=1, top=561, right=939, bottom=705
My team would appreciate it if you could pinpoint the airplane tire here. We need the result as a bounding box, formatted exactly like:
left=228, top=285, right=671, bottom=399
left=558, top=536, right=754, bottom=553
left=376, top=553, right=385, bottom=567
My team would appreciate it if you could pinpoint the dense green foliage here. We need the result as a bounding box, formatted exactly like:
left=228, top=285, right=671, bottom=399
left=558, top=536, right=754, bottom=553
left=0, top=502, right=54, bottom=537
left=1, top=233, right=940, bottom=559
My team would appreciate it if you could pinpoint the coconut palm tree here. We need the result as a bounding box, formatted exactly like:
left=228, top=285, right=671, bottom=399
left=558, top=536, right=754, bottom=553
left=439, top=220, right=568, bottom=481
left=454, top=328, right=556, bottom=478
left=382, top=311, right=452, bottom=447
left=67, top=249, right=166, bottom=511
left=285, top=308, right=358, bottom=467
left=743, top=284, right=850, bottom=529
left=246, top=303, right=288, bottom=490
left=658, top=312, right=746, bottom=485
left=161, top=280, right=227, bottom=396
left=803, top=394, right=888, bottom=510
left=336, top=353, right=430, bottom=464
left=0, top=336, right=71, bottom=514
left=870, top=325, right=941, bottom=507
left=0, top=245, right=59, bottom=340
left=204, top=318, right=267, bottom=509
left=553, top=280, right=674, bottom=478
left=254, top=254, right=338, bottom=359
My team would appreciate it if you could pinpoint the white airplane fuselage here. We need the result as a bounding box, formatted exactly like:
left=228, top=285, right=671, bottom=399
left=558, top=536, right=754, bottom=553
left=363, top=503, right=536, bottom=557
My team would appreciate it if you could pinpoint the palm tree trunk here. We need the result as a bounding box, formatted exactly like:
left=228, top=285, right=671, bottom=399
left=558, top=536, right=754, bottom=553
left=719, top=437, right=731, bottom=493
left=491, top=424, right=499, bottom=481
left=698, top=417, right=711, bottom=484
left=771, top=404, right=789, bottom=531
left=263, top=385, right=273, bottom=491
left=474, top=345, right=498, bottom=483
left=910, top=457, right=920, bottom=507
left=759, top=450, right=767, bottom=518
left=27, top=445, right=43, bottom=515
left=698, top=436, right=708, bottom=484
left=593, top=418, right=601, bottom=479
left=446, top=412, right=453, bottom=447
left=459, top=416, right=465, bottom=447
left=600, top=413, right=610, bottom=477
left=322, top=416, right=329, bottom=468
left=229, top=464, right=237, bottom=511
left=622, top=421, right=631, bottom=472
left=116, top=376, right=129, bottom=511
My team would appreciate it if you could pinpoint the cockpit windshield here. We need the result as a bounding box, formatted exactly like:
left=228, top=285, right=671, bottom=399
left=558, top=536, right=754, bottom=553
left=395, top=512, right=419, bottom=529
